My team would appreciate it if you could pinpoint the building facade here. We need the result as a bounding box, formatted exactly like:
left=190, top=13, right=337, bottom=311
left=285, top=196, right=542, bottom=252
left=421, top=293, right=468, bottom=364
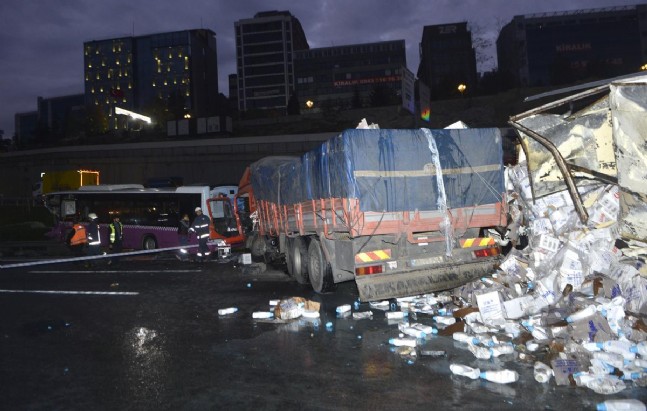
left=417, top=22, right=477, bottom=100
left=294, top=40, right=407, bottom=112
left=497, top=4, right=647, bottom=87
left=14, top=94, right=85, bottom=147
left=84, top=29, right=219, bottom=131
left=234, top=11, right=309, bottom=114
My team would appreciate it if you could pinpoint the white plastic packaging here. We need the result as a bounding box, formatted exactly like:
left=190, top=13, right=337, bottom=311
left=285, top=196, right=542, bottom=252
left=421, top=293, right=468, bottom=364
left=218, top=307, right=238, bottom=316
left=398, top=323, right=426, bottom=339
left=566, top=304, right=597, bottom=323
left=336, top=304, right=351, bottom=314
left=449, top=364, right=480, bottom=380
left=433, top=315, right=456, bottom=325
left=596, top=399, right=646, bottom=411
left=252, top=311, right=273, bottom=319
left=385, top=311, right=407, bottom=320
left=388, top=337, right=417, bottom=347
left=534, top=361, right=553, bottom=383
left=302, top=309, right=321, bottom=319
left=479, top=369, right=519, bottom=384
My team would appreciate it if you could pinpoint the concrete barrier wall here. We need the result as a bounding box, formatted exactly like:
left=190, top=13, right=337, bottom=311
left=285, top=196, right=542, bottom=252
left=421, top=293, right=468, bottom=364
left=0, top=133, right=336, bottom=198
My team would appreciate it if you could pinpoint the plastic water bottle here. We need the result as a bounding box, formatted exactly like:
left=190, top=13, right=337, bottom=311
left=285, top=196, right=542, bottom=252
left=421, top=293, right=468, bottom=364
left=490, top=344, right=514, bottom=357
left=632, top=341, right=647, bottom=357
left=449, top=364, right=480, bottom=380
left=410, top=322, right=437, bottom=335
left=453, top=332, right=480, bottom=345
left=433, top=315, right=456, bottom=325
left=252, top=311, right=273, bottom=319
left=584, top=375, right=626, bottom=395
left=599, top=340, right=636, bottom=361
left=385, top=311, right=407, bottom=320
left=479, top=369, right=519, bottom=384
left=596, top=399, right=646, bottom=411
left=592, top=351, right=624, bottom=369
left=388, top=337, right=418, bottom=347
left=336, top=304, right=351, bottom=314
left=533, top=361, right=553, bottom=383
left=218, top=307, right=238, bottom=315
left=325, top=321, right=333, bottom=331
left=353, top=299, right=360, bottom=310
left=566, top=304, right=597, bottom=323
left=398, top=323, right=426, bottom=339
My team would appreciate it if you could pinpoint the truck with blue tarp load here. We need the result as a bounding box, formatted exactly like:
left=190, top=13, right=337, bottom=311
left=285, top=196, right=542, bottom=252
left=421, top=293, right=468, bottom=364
left=243, top=127, right=508, bottom=301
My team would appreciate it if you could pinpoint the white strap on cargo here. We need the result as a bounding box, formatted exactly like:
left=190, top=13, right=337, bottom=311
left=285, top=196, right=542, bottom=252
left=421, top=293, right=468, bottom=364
left=422, top=128, right=454, bottom=256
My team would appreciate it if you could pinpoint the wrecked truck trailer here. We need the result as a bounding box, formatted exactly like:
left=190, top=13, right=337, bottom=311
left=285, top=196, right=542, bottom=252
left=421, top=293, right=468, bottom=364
left=509, top=72, right=647, bottom=244
left=246, top=128, right=508, bottom=301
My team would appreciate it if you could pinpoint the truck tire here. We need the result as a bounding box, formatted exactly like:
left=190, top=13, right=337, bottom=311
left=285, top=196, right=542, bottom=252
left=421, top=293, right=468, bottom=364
left=292, top=237, right=309, bottom=285
left=250, top=235, right=266, bottom=259
left=308, top=238, right=335, bottom=293
left=285, top=237, right=295, bottom=277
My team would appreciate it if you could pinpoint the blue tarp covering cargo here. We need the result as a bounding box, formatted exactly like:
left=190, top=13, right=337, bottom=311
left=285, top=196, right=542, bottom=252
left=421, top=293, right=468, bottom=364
left=250, top=128, right=504, bottom=212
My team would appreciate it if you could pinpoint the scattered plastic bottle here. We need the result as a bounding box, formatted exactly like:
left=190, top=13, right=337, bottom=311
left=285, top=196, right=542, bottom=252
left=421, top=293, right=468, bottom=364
left=450, top=364, right=481, bottom=379
left=632, top=341, right=647, bottom=357
left=533, top=361, right=553, bottom=383
left=388, top=337, right=418, bottom=347
left=353, top=299, right=360, bottom=310
left=385, top=311, right=407, bottom=320
left=325, top=322, right=333, bottom=331
left=596, top=399, right=646, bottom=411
left=566, top=304, right=597, bottom=323
left=352, top=311, right=373, bottom=320
left=410, top=322, right=437, bottom=335
left=599, top=340, right=637, bottom=361
left=479, top=369, right=519, bottom=384
left=433, top=315, right=456, bottom=325
left=584, top=375, right=627, bottom=395
left=398, top=323, right=426, bottom=339
left=592, top=351, right=624, bottom=369
left=302, top=310, right=320, bottom=319
left=336, top=304, right=351, bottom=314
left=252, top=311, right=273, bottom=319
left=453, top=332, right=480, bottom=345
left=218, top=307, right=238, bottom=315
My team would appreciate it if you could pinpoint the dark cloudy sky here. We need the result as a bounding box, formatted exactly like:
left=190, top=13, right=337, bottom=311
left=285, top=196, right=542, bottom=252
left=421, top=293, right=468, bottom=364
left=0, top=0, right=641, bottom=138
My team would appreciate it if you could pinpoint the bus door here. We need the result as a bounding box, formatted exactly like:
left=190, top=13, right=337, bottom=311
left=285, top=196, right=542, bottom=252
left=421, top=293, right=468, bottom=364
left=206, top=197, right=245, bottom=246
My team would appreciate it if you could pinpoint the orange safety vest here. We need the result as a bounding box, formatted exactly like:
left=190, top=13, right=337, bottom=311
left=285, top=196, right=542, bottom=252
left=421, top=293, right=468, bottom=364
left=69, top=224, right=87, bottom=246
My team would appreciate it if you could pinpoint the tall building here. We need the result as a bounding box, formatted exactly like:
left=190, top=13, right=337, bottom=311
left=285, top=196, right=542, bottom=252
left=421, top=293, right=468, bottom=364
left=497, top=4, right=647, bottom=87
left=14, top=94, right=84, bottom=146
left=294, top=40, right=408, bottom=112
left=84, top=29, right=218, bottom=131
left=417, top=22, right=477, bottom=100
left=234, top=11, right=309, bottom=114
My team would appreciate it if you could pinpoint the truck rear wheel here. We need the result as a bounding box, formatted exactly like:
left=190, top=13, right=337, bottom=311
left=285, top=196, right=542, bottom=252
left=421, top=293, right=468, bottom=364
left=308, top=239, right=335, bottom=293
left=291, top=237, right=309, bottom=285
left=285, top=237, right=294, bottom=277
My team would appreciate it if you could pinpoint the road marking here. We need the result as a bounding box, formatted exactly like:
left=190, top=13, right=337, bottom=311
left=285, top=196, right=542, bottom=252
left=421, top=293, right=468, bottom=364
left=29, top=270, right=202, bottom=274
left=0, top=289, right=139, bottom=296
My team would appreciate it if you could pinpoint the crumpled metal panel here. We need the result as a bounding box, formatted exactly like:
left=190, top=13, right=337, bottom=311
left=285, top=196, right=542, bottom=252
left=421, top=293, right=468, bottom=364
left=516, top=97, right=616, bottom=199
left=610, top=80, right=647, bottom=241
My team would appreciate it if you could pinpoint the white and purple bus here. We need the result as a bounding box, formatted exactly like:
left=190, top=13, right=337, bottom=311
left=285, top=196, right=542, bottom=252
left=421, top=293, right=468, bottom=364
left=43, top=184, right=241, bottom=254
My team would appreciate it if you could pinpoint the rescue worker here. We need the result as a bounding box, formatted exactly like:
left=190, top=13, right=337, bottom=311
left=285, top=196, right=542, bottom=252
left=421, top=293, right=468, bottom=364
left=176, top=213, right=190, bottom=261
left=189, top=207, right=211, bottom=262
left=86, top=212, right=101, bottom=267
left=108, top=215, right=123, bottom=266
left=66, top=220, right=87, bottom=257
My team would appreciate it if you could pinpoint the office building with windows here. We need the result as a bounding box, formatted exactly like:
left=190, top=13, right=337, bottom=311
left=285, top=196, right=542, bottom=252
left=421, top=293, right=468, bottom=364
left=294, top=40, right=408, bottom=112
left=497, top=4, right=647, bottom=87
left=234, top=11, right=309, bottom=114
left=417, top=22, right=477, bottom=100
left=84, top=29, right=219, bottom=131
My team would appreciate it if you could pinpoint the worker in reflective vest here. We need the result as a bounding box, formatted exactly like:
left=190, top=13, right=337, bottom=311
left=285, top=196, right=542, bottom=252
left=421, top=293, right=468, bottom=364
left=189, top=206, right=211, bottom=261
left=85, top=213, right=102, bottom=266
left=108, top=215, right=123, bottom=265
left=67, top=222, right=87, bottom=257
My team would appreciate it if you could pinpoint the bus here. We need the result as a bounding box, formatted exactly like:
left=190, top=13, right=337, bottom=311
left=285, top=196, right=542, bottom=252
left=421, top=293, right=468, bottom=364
left=43, top=184, right=245, bottom=255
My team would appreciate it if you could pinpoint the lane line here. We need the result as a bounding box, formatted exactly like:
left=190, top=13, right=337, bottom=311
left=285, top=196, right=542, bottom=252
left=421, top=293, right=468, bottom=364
left=0, top=289, right=139, bottom=296
left=29, top=270, right=202, bottom=274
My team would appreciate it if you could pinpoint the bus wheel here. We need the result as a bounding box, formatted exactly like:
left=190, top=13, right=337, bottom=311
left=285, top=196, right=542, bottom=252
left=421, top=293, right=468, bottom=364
left=143, top=235, right=158, bottom=250
left=292, top=237, right=309, bottom=285
left=308, top=239, right=335, bottom=293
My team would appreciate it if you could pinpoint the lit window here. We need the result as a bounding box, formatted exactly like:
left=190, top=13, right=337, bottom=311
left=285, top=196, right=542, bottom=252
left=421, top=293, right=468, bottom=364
left=88, top=63, right=92, bottom=68
left=96, top=73, right=100, bottom=80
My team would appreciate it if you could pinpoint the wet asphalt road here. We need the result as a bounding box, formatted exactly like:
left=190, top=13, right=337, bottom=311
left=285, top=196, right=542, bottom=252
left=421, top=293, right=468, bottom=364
left=0, top=252, right=645, bottom=410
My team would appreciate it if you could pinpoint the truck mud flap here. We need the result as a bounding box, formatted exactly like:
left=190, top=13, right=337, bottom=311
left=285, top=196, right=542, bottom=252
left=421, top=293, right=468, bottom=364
left=355, top=259, right=499, bottom=302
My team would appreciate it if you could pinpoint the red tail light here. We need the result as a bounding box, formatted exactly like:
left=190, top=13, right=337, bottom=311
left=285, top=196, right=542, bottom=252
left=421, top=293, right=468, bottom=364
left=355, top=265, right=384, bottom=275
left=473, top=247, right=500, bottom=258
